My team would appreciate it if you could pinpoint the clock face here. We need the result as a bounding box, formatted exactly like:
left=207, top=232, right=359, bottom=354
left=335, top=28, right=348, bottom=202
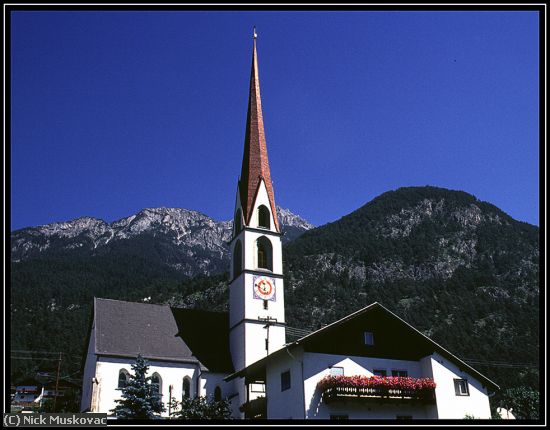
left=253, top=276, right=276, bottom=301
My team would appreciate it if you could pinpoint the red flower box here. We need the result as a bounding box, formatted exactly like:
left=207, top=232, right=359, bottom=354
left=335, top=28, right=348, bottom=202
left=317, top=375, right=436, bottom=392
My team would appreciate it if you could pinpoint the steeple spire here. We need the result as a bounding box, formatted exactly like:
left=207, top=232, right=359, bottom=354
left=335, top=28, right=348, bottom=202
left=239, top=29, right=280, bottom=232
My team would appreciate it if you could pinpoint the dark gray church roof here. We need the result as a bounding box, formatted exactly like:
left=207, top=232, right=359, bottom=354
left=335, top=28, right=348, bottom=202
left=93, top=298, right=234, bottom=374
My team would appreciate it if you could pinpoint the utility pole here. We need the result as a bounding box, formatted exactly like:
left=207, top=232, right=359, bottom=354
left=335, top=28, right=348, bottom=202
left=53, top=352, right=62, bottom=412
left=168, top=385, right=173, bottom=417
left=258, top=317, right=277, bottom=356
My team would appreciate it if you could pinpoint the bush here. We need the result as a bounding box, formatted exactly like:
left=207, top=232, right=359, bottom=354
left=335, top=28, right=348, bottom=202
left=169, top=395, right=232, bottom=420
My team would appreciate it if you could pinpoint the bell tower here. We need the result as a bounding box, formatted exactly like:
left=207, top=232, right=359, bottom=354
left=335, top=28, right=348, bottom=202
left=229, top=29, right=286, bottom=373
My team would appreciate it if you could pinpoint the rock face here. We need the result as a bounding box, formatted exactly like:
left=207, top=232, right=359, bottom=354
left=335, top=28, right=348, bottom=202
left=11, top=206, right=313, bottom=277
left=280, top=186, right=539, bottom=391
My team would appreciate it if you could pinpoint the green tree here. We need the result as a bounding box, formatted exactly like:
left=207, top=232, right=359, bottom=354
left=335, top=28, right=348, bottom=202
left=38, top=398, right=55, bottom=413
left=110, top=354, right=165, bottom=419
left=168, top=395, right=232, bottom=420
left=498, top=386, right=539, bottom=420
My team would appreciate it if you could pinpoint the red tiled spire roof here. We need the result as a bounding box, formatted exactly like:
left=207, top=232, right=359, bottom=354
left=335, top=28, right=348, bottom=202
left=239, top=31, right=280, bottom=232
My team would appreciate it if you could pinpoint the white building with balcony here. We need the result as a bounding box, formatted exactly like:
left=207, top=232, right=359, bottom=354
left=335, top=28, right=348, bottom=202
left=227, top=302, right=498, bottom=420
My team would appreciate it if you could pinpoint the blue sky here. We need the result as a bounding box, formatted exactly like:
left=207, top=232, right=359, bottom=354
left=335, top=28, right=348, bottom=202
left=10, top=10, right=540, bottom=230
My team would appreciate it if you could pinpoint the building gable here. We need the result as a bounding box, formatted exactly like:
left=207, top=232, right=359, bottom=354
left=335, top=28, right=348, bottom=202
left=304, top=305, right=434, bottom=360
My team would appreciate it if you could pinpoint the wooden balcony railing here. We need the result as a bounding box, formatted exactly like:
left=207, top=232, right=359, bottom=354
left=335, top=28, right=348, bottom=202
left=322, top=385, right=436, bottom=404
left=239, top=396, right=267, bottom=419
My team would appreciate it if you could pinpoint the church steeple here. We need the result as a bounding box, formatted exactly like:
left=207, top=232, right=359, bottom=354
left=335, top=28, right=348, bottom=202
left=239, top=29, right=280, bottom=232
left=229, top=30, right=286, bottom=378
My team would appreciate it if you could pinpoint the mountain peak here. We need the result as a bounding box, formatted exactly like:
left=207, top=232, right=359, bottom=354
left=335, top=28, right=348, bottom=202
left=11, top=206, right=313, bottom=273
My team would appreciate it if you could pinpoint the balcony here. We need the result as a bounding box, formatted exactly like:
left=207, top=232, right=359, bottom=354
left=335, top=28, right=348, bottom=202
left=322, top=385, right=436, bottom=404
left=239, top=396, right=266, bottom=419
left=318, top=375, right=436, bottom=405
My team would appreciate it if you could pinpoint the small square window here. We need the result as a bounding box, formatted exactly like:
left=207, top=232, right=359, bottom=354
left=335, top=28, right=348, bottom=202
left=454, top=379, right=470, bottom=396
left=281, top=370, right=291, bottom=391
left=392, top=370, right=408, bottom=377
left=373, top=369, right=387, bottom=377
left=364, top=331, right=374, bottom=346
left=329, top=367, right=344, bottom=376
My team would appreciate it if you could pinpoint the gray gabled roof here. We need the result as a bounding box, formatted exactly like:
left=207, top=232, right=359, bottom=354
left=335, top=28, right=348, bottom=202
left=93, top=298, right=234, bottom=373
left=225, top=302, right=499, bottom=392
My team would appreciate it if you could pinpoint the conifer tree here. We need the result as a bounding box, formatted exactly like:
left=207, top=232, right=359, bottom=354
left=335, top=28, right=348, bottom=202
left=110, top=354, right=165, bottom=419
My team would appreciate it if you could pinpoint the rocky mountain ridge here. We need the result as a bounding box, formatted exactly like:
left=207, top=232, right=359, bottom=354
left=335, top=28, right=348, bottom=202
left=11, top=206, right=313, bottom=277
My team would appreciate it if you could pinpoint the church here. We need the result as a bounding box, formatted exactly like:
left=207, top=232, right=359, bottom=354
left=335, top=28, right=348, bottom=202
left=80, top=32, right=498, bottom=420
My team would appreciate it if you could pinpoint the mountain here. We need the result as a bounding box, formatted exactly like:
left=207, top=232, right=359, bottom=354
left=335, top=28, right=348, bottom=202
left=163, top=186, right=540, bottom=392
left=11, top=206, right=313, bottom=277
left=10, top=186, right=539, bottom=399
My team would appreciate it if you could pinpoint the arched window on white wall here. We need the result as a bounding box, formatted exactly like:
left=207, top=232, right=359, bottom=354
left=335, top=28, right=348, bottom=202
left=234, top=209, right=243, bottom=235
left=256, top=236, right=273, bottom=271
left=151, top=373, right=162, bottom=397
left=118, top=369, right=130, bottom=389
left=258, top=205, right=270, bottom=229
left=182, top=377, right=191, bottom=400
left=233, top=239, right=242, bottom=278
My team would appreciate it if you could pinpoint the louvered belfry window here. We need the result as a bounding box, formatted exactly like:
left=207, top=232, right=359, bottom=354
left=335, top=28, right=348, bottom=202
left=258, top=205, right=270, bottom=229
left=256, top=237, right=272, bottom=270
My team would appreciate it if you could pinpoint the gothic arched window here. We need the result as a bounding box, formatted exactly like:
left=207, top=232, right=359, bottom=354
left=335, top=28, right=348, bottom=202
left=256, top=236, right=273, bottom=271
left=118, top=369, right=130, bottom=389
left=182, top=377, right=191, bottom=400
left=214, top=386, right=222, bottom=402
left=258, top=205, right=270, bottom=229
left=234, top=209, right=243, bottom=235
left=151, top=373, right=162, bottom=397
left=233, top=240, right=243, bottom=278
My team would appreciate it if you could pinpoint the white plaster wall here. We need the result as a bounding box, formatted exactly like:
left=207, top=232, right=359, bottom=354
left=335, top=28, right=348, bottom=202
left=419, top=355, right=438, bottom=418
left=229, top=271, right=286, bottom=371
left=232, top=377, right=248, bottom=419
left=229, top=324, right=245, bottom=372
left=266, top=347, right=305, bottom=419
left=244, top=322, right=286, bottom=367
left=249, top=179, right=278, bottom=233
left=301, top=352, right=431, bottom=419
left=229, top=273, right=285, bottom=328
left=244, top=273, right=285, bottom=322
left=428, top=352, right=492, bottom=419
left=94, top=357, right=200, bottom=417
left=80, top=325, right=97, bottom=412
left=242, top=231, right=283, bottom=275
left=229, top=273, right=245, bottom=328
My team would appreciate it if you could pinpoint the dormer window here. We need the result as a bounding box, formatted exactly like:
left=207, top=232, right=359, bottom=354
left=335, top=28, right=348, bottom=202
left=454, top=379, right=470, bottom=396
left=329, top=367, right=344, bottom=376
left=364, top=331, right=374, bottom=346
left=258, top=205, right=270, bottom=229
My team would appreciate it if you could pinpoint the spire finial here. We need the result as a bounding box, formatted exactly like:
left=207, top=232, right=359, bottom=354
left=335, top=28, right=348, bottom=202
left=253, top=26, right=257, bottom=40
